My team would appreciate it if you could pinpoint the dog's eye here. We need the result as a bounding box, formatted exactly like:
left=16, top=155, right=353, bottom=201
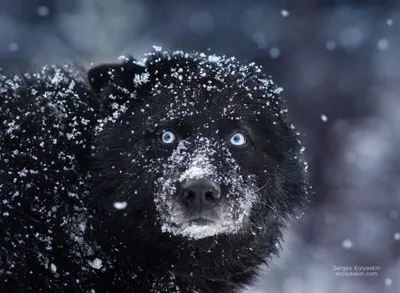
left=230, top=133, right=247, bottom=146
left=160, top=130, right=176, bottom=144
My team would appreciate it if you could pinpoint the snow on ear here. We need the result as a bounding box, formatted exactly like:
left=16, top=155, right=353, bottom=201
left=87, top=59, right=150, bottom=113
left=87, top=59, right=147, bottom=95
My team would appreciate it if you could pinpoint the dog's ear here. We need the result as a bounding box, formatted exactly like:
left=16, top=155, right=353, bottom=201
left=87, top=59, right=149, bottom=112
left=88, top=59, right=147, bottom=94
left=87, top=63, right=121, bottom=95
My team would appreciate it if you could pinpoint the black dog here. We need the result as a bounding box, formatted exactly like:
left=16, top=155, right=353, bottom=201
left=0, top=50, right=309, bottom=292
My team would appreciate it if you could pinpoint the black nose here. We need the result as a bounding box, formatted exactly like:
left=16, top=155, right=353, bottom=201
left=182, top=179, right=221, bottom=210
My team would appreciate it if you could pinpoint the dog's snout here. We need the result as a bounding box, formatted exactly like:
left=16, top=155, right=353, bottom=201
left=181, top=179, right=221, bottom=210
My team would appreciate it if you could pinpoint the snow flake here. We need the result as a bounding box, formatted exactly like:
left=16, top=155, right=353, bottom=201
left=133, top=73, right=150, bottom=85
left=153, top=45, right=163, bottom=52
left=377, top=38, right=389, bottom=51
left=113, top=201, right=128, bottom=210
left=342, top=239, right=353, bottom=249
left=88, top=258, right=103, bottom=270
left=50, top=263, right=57, bottom=273
left=280, top=10, right=289, bottom=18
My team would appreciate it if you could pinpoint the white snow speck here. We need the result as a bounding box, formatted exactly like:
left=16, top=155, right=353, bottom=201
left=113, top=201, right=128, bottom=210
left=8, top=42, right=19, bottom=52
left=37, top=5, right=50, bottom=17
left=394, top=232, right=400, bottom=240
left=321, top=114, right=328, bottom=122
left=325, top=40, right=336, bottom=51
left=207, top=55, right=221, bottom=63
left=385, top=278, right=392, bottom=286
left=269, top=47, right=280, bottom=59
left=153, top=45, right=162, bottom=52
left=377, top=38, right=389, bottom=51
left=88, top=258, right=103, bottom=270
left=280, top=9, right=289, bottom=18
left=178, top=165, right=213, bottom=182
left=387, top=18, right=393, bottom=26
left=133, top=73, right=150, bottom=85
left=342, top=239, right=353, bottom=249
left=118, top=55, right=130, bottom=61
left=50, top=263, right=57, bottom=273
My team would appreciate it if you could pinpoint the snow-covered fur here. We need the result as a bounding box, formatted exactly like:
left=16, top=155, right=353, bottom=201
left=0, top=50, right=309, bottom=293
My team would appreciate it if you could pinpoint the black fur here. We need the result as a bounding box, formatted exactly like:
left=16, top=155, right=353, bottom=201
left=0, top=51, right=308, bottom=293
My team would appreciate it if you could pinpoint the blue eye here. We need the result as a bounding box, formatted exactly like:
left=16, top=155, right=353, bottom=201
left=230, top=133, right=247, bottom=146
left=160, top=130, right=176, bottom=144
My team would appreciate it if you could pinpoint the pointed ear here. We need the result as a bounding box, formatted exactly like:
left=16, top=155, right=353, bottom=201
left=87, top=59, right=149, bottom=114
left=87, top=59, right=147, bottom=95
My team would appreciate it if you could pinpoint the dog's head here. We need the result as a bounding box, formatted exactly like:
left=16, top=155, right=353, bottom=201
left=88, top=50, right=308, bottom=240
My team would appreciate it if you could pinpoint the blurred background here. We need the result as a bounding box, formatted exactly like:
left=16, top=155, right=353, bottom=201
left=1, top=0, right=399, bottom=292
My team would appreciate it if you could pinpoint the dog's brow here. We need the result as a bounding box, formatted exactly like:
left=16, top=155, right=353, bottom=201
left=224, top=118, right=252, bottom=134
left=161, top=118, right=185, bottom=128
left=239, top=121, right=253, bottom=133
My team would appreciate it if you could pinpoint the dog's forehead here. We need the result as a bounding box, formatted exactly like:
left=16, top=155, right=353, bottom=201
left=143, top=53, right=284, bottom=121
left=149, top=103, right=247, bottom=136
left=149, top=55, right=258, bottom=98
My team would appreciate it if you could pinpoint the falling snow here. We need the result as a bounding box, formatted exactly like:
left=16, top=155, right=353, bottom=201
left=280, top=10, right=289, bottom=18
left=113, top=201, right=128, bottom=210
left=88, top=258, right=103, bottom=270
left=385, top=278, right=392, bottom=286
left=377, top=38, right=390, bottom=51
left=342, top=239, right=353, bottom=249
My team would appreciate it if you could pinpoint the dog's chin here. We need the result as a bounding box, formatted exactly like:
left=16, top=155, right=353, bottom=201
left=160, top=215, right=242, bottom=240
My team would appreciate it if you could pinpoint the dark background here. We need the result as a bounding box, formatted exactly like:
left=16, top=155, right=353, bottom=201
left=1, top=0, right=399, bottom=292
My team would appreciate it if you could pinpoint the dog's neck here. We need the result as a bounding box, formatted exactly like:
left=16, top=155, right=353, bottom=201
left=87, top=210, right=268, bottom=293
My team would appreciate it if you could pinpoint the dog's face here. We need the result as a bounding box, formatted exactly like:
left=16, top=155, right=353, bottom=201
left=89, top=51, right=307, bottom=240
left=152, top=117, right=264, bottom=239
